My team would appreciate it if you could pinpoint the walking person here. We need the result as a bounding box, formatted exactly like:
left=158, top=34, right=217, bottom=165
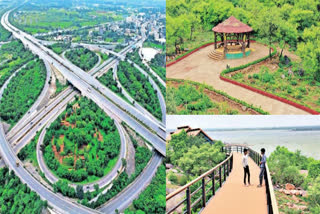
left=242, top=148, right=250, bottom=186
left=257, top=148, right=266, bottom=188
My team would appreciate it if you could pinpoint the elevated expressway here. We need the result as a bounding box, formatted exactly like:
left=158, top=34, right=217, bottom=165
left=0, top=8, right=165, bottom=214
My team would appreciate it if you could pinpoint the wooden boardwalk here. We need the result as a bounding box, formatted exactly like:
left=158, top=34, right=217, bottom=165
left=201, top=152, right=267, bottom=214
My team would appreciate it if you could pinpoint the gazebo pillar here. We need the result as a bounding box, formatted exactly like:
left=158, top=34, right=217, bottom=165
left=214, top=32, right=217, bottom=49
left=248, top=33, right=250, bottom=48
left=223, top=33, right=227, bottom=58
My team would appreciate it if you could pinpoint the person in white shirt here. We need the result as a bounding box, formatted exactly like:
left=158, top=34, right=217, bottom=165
left=242, top=148, right=250, bottom=186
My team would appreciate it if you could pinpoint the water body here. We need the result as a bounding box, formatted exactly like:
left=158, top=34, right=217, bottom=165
left=205, top=129, right=320, bottom=159
left=141, top=47, right=159, bottom=61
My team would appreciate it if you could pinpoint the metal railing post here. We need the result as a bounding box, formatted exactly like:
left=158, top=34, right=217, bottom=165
left=224, top=163, right=226, bottom=181
left=212, top=171, right=215, bottom=196
left=202, top=178, right=206, bottom=208
left=226, top=159, right=229, bottom=176
left=186, top=187, right=191, bottom=214
left=219, top=166, right=222, bottom=187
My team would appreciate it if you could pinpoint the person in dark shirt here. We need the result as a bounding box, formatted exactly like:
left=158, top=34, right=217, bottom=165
left=257, top=148, right=266, bottom=187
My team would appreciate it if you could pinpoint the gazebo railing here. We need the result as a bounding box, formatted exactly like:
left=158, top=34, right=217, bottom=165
left=166, top=152, right=233, bottom=214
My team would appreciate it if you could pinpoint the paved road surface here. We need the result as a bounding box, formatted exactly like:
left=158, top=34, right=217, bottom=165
left=2, top=11, right=166, bottom=156
left=201, top=152, right=267, bottom=214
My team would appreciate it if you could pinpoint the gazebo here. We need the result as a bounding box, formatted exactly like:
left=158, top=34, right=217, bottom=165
left=211, top=16, right=253, bottom=59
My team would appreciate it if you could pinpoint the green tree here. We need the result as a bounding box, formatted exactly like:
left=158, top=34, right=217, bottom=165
left=178, top=143, right=225, bottom=176
left=254, top=7, right=280, bottom=58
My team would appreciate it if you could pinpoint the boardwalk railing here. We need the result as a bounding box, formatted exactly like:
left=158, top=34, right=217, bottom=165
left=223, top=145, right=279, bottom=214
left=166, top=152, right=233, bottom=214
left=166, top=145, right=279, bottom=214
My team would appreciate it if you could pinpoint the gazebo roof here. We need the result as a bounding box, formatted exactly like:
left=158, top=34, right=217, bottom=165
left=212, top=16, right=253, bottom=34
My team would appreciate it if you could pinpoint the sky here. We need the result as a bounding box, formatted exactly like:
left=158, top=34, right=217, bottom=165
left=166, top=115, right=320, bottom=131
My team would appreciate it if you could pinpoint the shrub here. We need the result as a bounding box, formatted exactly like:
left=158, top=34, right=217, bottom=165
left=308, top=176, right=320, bottom=211
left=298, top=87, right=306, bottom=94
left=253, top=74, right=259, bottom=79
left=296, top=93, right=303, bottom=100
left=179, top=175, right=188, bottom=186
left=168, top=172, right=178, bottom=184
left=281, top=166, right=304, bottom=187
left=290, top=80, right=298, bottom=86
left=308, top=160, right=320, bottom=179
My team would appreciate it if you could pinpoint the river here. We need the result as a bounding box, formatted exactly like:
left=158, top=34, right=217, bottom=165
left=205, top=129, right=320, bottom=159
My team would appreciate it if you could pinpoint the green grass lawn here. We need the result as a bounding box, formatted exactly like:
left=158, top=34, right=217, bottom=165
left=143, top=41, right=165, bottom=51
left=11, top=8, right=120, bottom=34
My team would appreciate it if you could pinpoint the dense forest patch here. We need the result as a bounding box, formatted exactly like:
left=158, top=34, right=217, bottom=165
left=81, top=132, right=152, bottom=208
left=98, top=69, right=131, bottom=104
left=0, top=167, right=47, bottom=213
left=124, top=165, right=166, bottom=214
left=48, top=42, right=71, bottom=55
left=127, top=50, right=166, bottom=97
left=0, top=40, right=34, bottom=88
left=0, top=59, right=46, bottom=127
left=65, top=47, right=99, bottom=72
left=42, top=96, right=120, bottom=183
left=117, top=61, right=162, bottom=120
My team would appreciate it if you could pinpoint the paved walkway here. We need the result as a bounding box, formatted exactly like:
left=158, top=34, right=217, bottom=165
left=167, top=43, right=309, bottom=115
left=201, top=153, right=267, bottom=214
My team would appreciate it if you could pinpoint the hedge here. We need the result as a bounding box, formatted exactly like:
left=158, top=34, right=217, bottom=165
left=221, top=46, right=277, bottom=75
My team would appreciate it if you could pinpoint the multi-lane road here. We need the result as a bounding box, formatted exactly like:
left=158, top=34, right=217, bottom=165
left=2, top=10, right=166, bottom=155
left=0, top=7, right=165, bottom=214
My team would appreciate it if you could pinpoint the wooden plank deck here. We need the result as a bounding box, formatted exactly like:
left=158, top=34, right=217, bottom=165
left=201, top=152, right=267, bottom=214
